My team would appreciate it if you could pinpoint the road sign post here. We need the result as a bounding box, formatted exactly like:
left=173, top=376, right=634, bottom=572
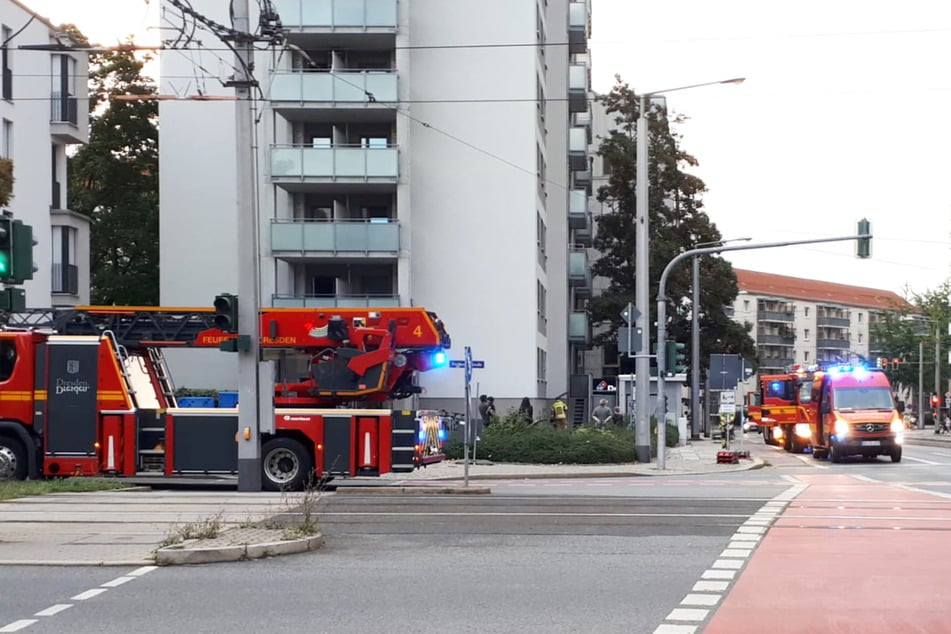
left=450, top=347, right=486, bottom=486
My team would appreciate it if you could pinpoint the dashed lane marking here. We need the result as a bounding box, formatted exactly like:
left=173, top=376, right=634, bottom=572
left=33, top=605, right=71, bottom=617
left=0, top=621, right=36, bottom=633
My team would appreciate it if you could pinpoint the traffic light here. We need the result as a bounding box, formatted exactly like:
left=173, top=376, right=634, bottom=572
left=9, top=220, right=35, bottom=283
left=931, top=393, right=940, bottom=408
left=665, top=340, right=687, bottom=376
left=892, top=358, right=901, bottom=368
left=213, top=293, right=238, bottom=332
left=0, top=217, right=11, bottom=281
left=856, top=218, right=871, bottom=259
left=878, top=357, right=888, bottom=369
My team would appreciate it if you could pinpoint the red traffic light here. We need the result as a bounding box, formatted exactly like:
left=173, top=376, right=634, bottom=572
left=931, top=394, right=940, bottom=407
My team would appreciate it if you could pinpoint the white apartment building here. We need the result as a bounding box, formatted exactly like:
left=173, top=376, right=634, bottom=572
left=3, top=1, right=90, bottom=306
left=732, top=269, right=909, bottom=374
left=159, top=0, right=594, bottom=410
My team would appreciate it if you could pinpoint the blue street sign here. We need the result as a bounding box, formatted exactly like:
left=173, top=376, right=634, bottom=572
left=449, top=360, right=465, bottom=368
left=471, top=360, right=485, bottom=368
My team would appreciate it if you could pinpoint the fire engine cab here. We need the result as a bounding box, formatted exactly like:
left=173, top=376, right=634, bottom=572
left=0, top=305, right=451, bottom=489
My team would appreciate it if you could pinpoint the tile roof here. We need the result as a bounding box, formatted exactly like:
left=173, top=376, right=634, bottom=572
left=734, top=269, right=911, bottom=311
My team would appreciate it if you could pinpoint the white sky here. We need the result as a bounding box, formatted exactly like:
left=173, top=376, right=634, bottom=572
left=23, top=0, right=951, bottom=298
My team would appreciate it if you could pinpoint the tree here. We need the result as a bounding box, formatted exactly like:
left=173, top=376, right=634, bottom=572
left=68, top=39, right=158, bottom=305
left=871, top=282, right=951, bottom=398
left=590, top=78, right=756, bottom=374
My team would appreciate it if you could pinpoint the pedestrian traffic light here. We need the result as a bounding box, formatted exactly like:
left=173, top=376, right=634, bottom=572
left=213, top=293, right=238, bottom=332
left=856, top=218, right=871, bottom=259
left=665, top=340, right=687, bottom=376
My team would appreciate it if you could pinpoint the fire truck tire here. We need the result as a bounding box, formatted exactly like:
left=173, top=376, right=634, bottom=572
left=0, top=435, right=27, bottom=481
left=829, top=441, right=841, bottom=463
left=890, top=446, right=902, bottom=463
left=261, top=437, right=313, bottom=491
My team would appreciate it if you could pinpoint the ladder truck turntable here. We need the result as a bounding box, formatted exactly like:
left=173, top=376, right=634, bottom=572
left=0, top=304, right=452, bottom=490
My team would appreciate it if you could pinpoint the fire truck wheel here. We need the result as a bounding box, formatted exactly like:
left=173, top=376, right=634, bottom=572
left=262, top=437, right=313, bottom=491
left=890, top=446, right=902, bottom=463
left=828, top=442, right=841, bottom=463
left=0, top=435, right=27, bottom=481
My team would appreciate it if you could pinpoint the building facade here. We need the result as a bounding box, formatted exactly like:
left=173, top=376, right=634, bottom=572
left=3, top=1, right=90, bottom=306
left=158, top=0, right=594, bottom=410
left=732, top=269, right=909, bottom=374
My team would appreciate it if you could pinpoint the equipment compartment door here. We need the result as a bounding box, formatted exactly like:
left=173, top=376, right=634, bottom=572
left=45, top=340, right=100, bottom=454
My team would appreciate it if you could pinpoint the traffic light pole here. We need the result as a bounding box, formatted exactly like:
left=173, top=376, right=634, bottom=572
left=655, top=233, right=869, bottom=470
left=232, top=0, right=262, bottom=491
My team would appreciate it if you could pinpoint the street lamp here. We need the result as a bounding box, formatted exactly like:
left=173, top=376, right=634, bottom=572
left=690, top=237, right=751, bottom=441
left=633, top=77, right=746, bottom=464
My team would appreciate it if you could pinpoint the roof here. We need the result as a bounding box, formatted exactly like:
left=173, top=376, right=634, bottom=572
left=734, top=269, right=911, bottom=311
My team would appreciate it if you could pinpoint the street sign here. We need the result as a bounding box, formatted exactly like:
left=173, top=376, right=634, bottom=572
left=620, top=302, right=640, bottom=325
left=450, top=347, right=484, bottom=384
left=449, top=360, right=465, bottom=368
left=719, top=391, right=736, bottom=416
left=471, top=360, right=485, bottom=368
left=619, top=326, right=642, bottom=354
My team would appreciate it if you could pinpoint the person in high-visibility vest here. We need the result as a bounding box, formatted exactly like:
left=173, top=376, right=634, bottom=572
left=551, top=398, right=568, bottom=430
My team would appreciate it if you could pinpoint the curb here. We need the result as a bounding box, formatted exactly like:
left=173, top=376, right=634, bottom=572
left=154, top=533, right=324, bottom=565
left=0, top=559, right=155, bottom=567
left=335, top=486, right=492, bottom=495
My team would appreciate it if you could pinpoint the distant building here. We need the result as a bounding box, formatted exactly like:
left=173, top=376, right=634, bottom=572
left=732, top=268, right=910, bottom=373
left=2, top=0, right=91, bottom=305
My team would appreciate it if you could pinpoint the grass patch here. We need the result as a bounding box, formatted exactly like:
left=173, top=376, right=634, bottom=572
left=0, top=478, right=130, bottom=501
left=159, top=511, right=224, bottom=548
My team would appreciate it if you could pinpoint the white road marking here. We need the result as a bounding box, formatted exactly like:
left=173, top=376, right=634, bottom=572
left=128, top=565, right=158, bottom=577
left=653, top=625, right=697, bottom=634
left=902, top=456, right=941, bottom=465
left=0, top=621, right=37, bottom=632
left=681, top=593, right=721, bottom=606
left=712, top=559, right=745, bottom=569
left=702, top=569, right=736, bottom=580
left=101, top=576, right=135, bottom=588
left=693, top=580, right=729, bottom=592
left=666, top=608, right=709, bottom=621
left=71, top=589, right=107, bottom=601
left=720, top=548, right=752, bottom=558
left=33, top=605, right=71, bottom=617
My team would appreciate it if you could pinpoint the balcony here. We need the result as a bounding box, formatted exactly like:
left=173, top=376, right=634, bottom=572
left=568, top=64, right=588, bottom=113
left=271, top=145, right=398, bottom=191
left=50, top=93, right=87, bottom=144
left=758, top=310, right=793, bottom=322
left=573, top=169, right=592, bottom=187
left=272, top=294, right=400, bottom=308
left=270, top=71, right=397, bottom=120
left=52, top=263, right=78, bottom=295
left=568, top=248, right=591, bottom=297
left=574, top=213, right=593, bottom=247
left=568, top=189, right=587, bottom=229
left=568, top=311, right=591, bottom=347
left=816, top=338, right=850, bottom=350
left=271, top=0, right=397, bottom=47
left=271, top=218, right=399, bottom=258
left=757, top=334, right=795, bottom=346
left=572, top=109, right=591, bottom=129
left=568, top=128, right=588, bottom=171
left=568, top=2, right=588, bottom=54
left=758, top=357, right=794, bottom=370
left=816, top=316, right=850, bottom=328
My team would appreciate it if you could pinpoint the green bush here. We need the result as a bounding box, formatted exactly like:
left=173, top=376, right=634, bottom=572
left=174, top=387, right=219, bottom=398
left=445, top=424, right=638, bottom=464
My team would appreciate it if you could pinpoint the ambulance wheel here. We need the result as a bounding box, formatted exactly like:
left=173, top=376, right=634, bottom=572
left=0, top=435, right=27, bottom=481
left=829, top=442, right=841, bottom=464
left=262, top=437, right=313, bottom=491
left=890, top=447, right=902, bottom=463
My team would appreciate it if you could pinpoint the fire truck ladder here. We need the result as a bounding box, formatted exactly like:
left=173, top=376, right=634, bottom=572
left=147, top=347, right=178, bottom=408
left=101, top=330, right=140, bottom=408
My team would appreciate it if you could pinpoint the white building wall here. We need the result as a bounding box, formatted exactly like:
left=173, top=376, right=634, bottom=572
left=158, top=0, right=573, bottom=401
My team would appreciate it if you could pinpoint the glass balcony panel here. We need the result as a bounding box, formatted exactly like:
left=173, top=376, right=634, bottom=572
left=271, top=147, right=302, bottom=176
left=569, top=2, right=586, bottom=28
left=568, top=250, right=588, bottom=278
left=272, top=0, right=397, bottom=28
left=271, top=220, right=399, bottom=252
left=569, top=65, right=587, bottom=91
left=302, top=222, right=335, bottom=250
left=569, top=128, right=587, bottom=152
left=569, top=190, right=587, bottom=215
left=272, top=147, right=398, bottom=178
left=304, top=148, right=335, bottom=175
left=364, top=148, right=399, bottom=176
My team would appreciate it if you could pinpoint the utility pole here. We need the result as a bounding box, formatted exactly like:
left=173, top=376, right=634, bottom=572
left=231, top=0, right=262, bottom=491
left=634, top=94, right=651, bottom=464
left=919, top=340, right=925, bottom=430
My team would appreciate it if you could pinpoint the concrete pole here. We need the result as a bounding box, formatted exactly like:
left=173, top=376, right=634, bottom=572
left=634, top=94, right=651, bottom=463
left=233, top=0, right=262, bottom=491
left=691, top=255, right=700, bottom=440
left=919, top=340, right=925, bottom=429
left=935, top=325, right=941, bottom=420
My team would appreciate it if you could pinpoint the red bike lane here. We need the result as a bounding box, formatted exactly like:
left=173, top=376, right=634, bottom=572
left=703, top=474, right=951, bottom=633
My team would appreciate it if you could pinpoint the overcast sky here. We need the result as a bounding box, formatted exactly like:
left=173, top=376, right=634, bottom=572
left=24, top=0, right=951, bottom=298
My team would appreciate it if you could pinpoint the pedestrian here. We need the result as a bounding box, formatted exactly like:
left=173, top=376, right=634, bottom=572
left=610, top=406, right=624, bottom=426
left=551, top=396, right=568, bottom=429
left=591, top=398, right=612, bottom=428
left=486, top=396, right=497, bottom=426
left=478, top=394, right=489, bottom=423
left=518, top=397, right=533, bottom=424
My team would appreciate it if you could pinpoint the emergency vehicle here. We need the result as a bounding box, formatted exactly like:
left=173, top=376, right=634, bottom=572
left=0, top=305, right=451, bottom=489
left=751, top=368, right=814, bottom=452
left=805, top=365, right=903, bottom=463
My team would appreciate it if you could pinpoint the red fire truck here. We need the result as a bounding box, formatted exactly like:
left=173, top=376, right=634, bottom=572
left=752, top=368, right=814, bottom=452
left=0, top=305, right=451, bottom=489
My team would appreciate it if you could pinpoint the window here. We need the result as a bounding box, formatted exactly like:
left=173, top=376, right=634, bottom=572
left=804, top=307, right=810, bottom=317
left=536, top=280, right=546, bottom=318
left=536, top=347, right=547, bottom=384
left=360, top=137, right=388, bottom=148
left=536, top=143, right=546, bottom=195
left=858, top=333, right=863, bottom=344
left=311, top=137, right=331, bottom=148
left=1, top=26, right=10, bottom=100
left=51, top=54, right=77, bottom=123
left=0, top=339, right=15, bottom=382
left=51, top=226, right=78, bottom=294
left=743, top=300, right=750, bottom=311
left=858, top=313, right=863, bottom=323
left=804, top=351, right=810, bottom=361
left=803, top=328, right=810, bottom=341
left=536, top=211, right=547, bottom=268
left=2, top=119, right=11, bottom=159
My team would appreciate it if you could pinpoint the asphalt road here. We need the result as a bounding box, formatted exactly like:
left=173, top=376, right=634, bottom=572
left=2, top=439, right=950, bottom=634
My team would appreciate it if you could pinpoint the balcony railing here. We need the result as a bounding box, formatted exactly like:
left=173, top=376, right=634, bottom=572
left=757, top=334, right=795, bottom=346
left=816, top=316, right=850, bottom=327
left=50, top=93, right=78, bottom=124
left=568, top=189, right=587, bottom=229
left=271, top=70, right=397, bottom=104
left=568, top=311, right=591, bottom=346
left=568, top=64, right=587, bottom=113
left=758, top=357, right=794, bottom=369
left=574, top=213, right=592, bottom=247
left=758, top=310, right=794, bottom=322
left=816, top=338, right=850, bottom=349
left=271, top=218, right=399, bottom=254
left=271, top=145, right=398, bottom=180
left=568, top=128, right=588, bottom=171
left=272, top=294, right=400, bottom=308
left=52, top=263, right=78, bottom=295
left=270, top=0, right=397, bottom=28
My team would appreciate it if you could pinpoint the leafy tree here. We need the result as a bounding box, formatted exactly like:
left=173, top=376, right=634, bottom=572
left=590, top=78, right=755, bottom=375
left=68, top=39, right=158, bottom=305
left=871, top=282, right=951, bottom=400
